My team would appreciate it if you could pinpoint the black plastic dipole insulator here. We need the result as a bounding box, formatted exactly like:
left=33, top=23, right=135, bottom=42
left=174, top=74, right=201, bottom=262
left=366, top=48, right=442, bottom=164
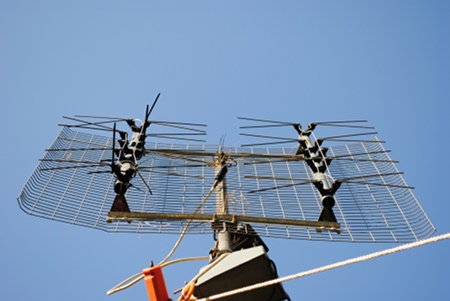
left=215, top=165, right=228, bottom=183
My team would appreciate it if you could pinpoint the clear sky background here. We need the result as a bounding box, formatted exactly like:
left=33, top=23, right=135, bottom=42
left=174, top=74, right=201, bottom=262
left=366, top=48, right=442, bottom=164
left=1, top=1, right=449, bottom=300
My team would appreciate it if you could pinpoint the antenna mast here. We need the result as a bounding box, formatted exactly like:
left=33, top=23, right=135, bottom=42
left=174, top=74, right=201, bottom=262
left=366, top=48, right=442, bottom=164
left=213, top=151, right=232, bottom=257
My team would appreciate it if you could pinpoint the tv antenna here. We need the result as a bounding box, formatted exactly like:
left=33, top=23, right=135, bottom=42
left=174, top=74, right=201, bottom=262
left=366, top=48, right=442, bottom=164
left=17, top=95, right=436, bottom=301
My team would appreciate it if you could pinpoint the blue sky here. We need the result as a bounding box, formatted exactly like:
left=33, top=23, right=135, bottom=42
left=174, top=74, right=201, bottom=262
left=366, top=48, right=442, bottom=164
left=1, top=1, right=449, bottom=300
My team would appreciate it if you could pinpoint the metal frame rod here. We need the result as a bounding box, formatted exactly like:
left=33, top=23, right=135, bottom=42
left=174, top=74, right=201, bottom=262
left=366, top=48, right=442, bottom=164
left=106, top=212, right=341, bottom=232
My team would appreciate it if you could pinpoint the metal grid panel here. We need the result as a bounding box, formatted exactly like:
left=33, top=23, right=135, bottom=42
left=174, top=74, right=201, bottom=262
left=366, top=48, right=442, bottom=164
left=17, top=127, right=435, bottom=242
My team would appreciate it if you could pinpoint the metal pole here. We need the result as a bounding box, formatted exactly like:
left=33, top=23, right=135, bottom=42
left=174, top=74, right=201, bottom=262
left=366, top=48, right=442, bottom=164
left=215, top=157, right=231, bottom=253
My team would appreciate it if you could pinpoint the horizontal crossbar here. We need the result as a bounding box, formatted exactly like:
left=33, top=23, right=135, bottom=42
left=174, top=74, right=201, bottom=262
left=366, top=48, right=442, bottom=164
left=106, top=212, right=341, bottom=233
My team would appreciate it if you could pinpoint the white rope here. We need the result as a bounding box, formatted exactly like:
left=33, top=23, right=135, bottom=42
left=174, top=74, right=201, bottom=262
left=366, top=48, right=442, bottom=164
left=106, top=256, right=210, bottom=295
left=158, top=185, right=216, bottom=266
left=107, top=185, right=217, bottom=295
left=196, top=232, right=450, bottom=301
left=174, top=253, right=230, bottom=295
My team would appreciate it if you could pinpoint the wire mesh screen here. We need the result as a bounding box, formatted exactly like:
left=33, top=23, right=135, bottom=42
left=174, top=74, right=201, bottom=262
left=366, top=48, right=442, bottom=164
left=18, top=127, right=435, bottom=242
